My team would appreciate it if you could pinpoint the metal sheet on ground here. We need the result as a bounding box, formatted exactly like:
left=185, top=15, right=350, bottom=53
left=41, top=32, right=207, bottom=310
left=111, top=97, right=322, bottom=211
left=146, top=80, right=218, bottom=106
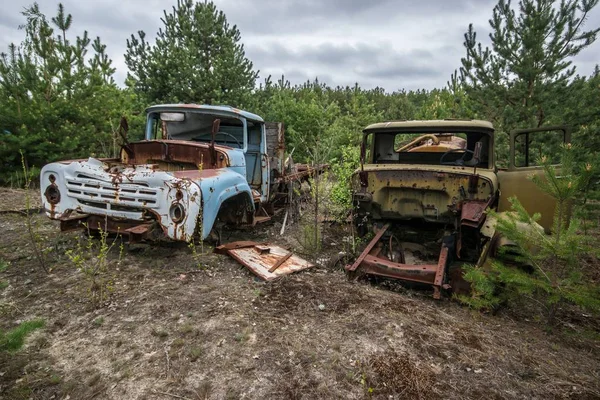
left=216, top=242, right=315, bottom=281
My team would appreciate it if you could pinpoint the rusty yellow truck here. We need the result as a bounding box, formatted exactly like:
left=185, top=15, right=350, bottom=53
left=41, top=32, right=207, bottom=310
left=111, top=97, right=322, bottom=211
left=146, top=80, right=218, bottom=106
left=347, top=120, right=568, bottom=298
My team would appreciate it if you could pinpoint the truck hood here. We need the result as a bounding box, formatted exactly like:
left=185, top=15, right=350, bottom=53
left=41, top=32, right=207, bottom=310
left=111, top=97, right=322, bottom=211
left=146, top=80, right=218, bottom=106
left=41, top=157, right=202, bottom=241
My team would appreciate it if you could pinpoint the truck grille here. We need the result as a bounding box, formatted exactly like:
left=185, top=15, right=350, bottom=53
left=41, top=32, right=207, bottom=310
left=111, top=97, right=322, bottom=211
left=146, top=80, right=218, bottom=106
left=66, top=174, right=159, bottom=210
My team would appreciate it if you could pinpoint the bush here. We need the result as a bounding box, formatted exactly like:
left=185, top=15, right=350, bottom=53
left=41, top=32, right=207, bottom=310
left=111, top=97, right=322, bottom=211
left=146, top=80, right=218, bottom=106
left=459, top=145, right=600, bottom=324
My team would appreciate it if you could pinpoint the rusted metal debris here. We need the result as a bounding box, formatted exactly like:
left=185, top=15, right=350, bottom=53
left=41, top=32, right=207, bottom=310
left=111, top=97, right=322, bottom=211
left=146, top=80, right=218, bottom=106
left=215, top=241, right=315, bottom=281
left=345, top=225, right=451, bottom=299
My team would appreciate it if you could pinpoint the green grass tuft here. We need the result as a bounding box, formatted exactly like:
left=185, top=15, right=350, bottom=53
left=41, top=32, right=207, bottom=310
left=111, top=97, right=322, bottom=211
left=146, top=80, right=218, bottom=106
left=0, top=319, right=45, bottom=352
left=0, top=259, right=9, bottom=273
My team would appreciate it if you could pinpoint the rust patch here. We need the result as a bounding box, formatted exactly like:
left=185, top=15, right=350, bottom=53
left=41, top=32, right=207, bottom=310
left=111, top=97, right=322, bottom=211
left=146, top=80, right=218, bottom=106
left=171, top=169, right=224, bottom=180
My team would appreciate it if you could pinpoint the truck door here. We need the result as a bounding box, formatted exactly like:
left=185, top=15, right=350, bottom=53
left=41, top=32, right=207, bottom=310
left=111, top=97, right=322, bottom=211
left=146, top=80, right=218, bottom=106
left=497, top=126, right=570, bottom=232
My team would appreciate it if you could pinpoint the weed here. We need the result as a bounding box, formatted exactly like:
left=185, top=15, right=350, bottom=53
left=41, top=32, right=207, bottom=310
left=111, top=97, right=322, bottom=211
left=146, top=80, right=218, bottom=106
left=87, top=372, right=102, bottom=387
left=92, top=317, right=104, bottom=327
left=151, top=328, right=169, bottom=339
left=188, top=346, right=202, bottom=362
left=0, top=281, right=8, bottom=291
left=21, top=151, right=49, bottom=273
left=362, top=349, right=434, bottom=399
left=179, top=323, right=194, bottom=335
left=195, top=380, right=212, bottom=399
left=225, top=386, right=241, bottom=400
left=49, top=374, right=61, bottom=385
left=65, top=223, right=122, bottom=307
left=188, top=240, right=207, bottom=270
left=0, top=259, right=9, bottom=272
left=234, top=328, right=251, bottom=343
left=0, top=319, right=45, bottom=352
left=171, top=338, right=185, bottom=348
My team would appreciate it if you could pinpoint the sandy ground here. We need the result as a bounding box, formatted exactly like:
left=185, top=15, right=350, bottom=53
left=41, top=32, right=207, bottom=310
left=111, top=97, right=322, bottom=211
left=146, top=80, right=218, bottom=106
left=1, top=189, right=599, bottom=399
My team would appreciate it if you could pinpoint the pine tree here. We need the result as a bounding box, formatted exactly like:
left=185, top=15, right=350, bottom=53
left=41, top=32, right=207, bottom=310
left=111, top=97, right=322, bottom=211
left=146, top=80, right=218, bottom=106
left=124, top=0, right=258, bottom=106
left=460, top=145, right=599, bottom=324
left=0, top=3, right=127, bottom=180
left=460, top=0, right=600, bottom=133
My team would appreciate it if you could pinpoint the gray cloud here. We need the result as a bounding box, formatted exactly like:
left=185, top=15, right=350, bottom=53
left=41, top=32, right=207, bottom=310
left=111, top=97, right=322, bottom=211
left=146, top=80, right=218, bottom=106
left=0, top=0, right=598, bottom=92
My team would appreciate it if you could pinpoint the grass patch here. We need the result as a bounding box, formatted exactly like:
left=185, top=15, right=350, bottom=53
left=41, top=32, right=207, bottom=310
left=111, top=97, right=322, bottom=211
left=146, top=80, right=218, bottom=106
left=188, top=346, right=202, bottom=362
left=0, top=319, right=45, bottom=352
left=151, top=327, right=169, bottom=339
left=179, top=323, right=194, bottom=335
left=234, top=328, right=251, bottom=343
left=0, top=259, right=9, bottom=273
left=0, top=280, right=8, bottom=290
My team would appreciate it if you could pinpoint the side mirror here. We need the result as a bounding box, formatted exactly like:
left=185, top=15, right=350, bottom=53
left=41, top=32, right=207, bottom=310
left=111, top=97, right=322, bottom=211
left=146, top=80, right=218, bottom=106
left=473, top=141, right=482, bottom=163
left=211, top=119, right=221, bottom=142
left=119, top=116, right=129, bottom=140
left=465, top=141, right=482, bottom=167
left=360, top=140, right=366, bottom=164
left=209, top=119, right=221, bottom=166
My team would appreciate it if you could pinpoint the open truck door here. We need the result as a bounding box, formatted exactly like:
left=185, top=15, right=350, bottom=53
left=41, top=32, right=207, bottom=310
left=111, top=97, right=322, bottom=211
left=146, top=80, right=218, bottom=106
left=497, top=126, right=571, bottom=232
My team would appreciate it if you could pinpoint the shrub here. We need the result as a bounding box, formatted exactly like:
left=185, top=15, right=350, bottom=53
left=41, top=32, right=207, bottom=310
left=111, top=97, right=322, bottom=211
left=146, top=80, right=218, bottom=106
left=66, top=224, right=123, bottom=307
left=460, top=144, right=599, bottom=324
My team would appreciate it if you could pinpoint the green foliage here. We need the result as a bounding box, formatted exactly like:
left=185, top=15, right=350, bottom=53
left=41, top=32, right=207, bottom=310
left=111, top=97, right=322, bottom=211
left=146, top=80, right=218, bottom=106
left=458, top=264, right=502, bottom=310
left=460, top=145, right=599, bottom=323
left=0, top=259, right=9, bottom=273
left=125, top=0, right=257, bottom=106
left=461, top=0, right=599, bottom=131
left=330, top=145, right=360, bottom=214
left=0, top=319, right=45, bottom=352
left=65, top=225, right=123, bottom=307
left=0, top=3, right=132, bottom=181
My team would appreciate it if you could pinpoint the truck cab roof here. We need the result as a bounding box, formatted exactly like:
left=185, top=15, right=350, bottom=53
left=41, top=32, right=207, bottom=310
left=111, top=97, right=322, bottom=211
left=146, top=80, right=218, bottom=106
left=145, top=104, right=265, bottom=123
left=364, top=119, right=494, bottom=134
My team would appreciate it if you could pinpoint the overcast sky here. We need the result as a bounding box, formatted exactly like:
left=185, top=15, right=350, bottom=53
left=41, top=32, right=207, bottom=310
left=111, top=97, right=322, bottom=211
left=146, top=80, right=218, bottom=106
left=1, top=0, right=599, bottom=91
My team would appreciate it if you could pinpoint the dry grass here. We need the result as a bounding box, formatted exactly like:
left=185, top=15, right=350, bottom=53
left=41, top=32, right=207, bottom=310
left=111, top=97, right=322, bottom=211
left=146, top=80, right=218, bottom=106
left=0, top=190, right=599, bottom=399
left=362, top=349, right=434, bottom=399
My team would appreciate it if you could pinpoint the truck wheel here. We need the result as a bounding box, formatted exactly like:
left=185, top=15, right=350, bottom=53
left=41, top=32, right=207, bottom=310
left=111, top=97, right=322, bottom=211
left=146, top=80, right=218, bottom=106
left=207, top=228, right=222, bottom=246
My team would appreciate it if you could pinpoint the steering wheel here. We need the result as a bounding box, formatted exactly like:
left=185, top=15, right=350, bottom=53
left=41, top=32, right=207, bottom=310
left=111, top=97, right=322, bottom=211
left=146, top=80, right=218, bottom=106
left=215, top=131, right=242, bottom=148
left=440, top=148, right=475, bottom=166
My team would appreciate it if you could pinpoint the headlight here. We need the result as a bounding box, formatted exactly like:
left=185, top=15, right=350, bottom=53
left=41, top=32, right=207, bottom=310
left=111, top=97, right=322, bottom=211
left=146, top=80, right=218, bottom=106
left=169, top=203, right=185, bottom=223
left=44, top=184, right=61, bottom=204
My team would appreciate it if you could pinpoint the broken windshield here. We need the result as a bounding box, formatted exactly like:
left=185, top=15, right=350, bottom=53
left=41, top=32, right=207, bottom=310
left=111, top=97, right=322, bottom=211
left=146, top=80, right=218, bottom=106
left=145, top=111, right=245, bottom=148
left=368, top=131, right=491, bottom=168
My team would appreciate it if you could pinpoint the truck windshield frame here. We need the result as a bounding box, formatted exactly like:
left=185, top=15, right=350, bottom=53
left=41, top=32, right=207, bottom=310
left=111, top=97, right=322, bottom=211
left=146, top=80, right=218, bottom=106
left=145, top=110, right=248, bottom=152
left=363, top=130, right=494, bottom=169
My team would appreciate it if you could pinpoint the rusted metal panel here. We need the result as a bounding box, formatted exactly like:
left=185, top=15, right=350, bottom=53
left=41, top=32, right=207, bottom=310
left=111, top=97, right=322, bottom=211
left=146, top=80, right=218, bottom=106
left=346, top=226, right=451, bottom=298
left=127, top=140, right=229, bottom=170
left=346, top=224, right=389, bottom=272
left=215, top=241, right=315, bottom=281
left=265, top=122, right=285, bottom=174
left=356, top=167, right=496, bottom=224
left=460, top=200, right=489, bottom=228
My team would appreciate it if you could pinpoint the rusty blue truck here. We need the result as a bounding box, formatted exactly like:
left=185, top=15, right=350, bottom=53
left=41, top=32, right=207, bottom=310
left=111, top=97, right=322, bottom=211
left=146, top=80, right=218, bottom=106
left=39, top=104, right=317, bottom=242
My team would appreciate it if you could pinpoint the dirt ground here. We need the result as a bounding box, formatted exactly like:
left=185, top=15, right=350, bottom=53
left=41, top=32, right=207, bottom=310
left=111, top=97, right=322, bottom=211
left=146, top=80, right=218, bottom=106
left=1, top=189, right=599, bottom=400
